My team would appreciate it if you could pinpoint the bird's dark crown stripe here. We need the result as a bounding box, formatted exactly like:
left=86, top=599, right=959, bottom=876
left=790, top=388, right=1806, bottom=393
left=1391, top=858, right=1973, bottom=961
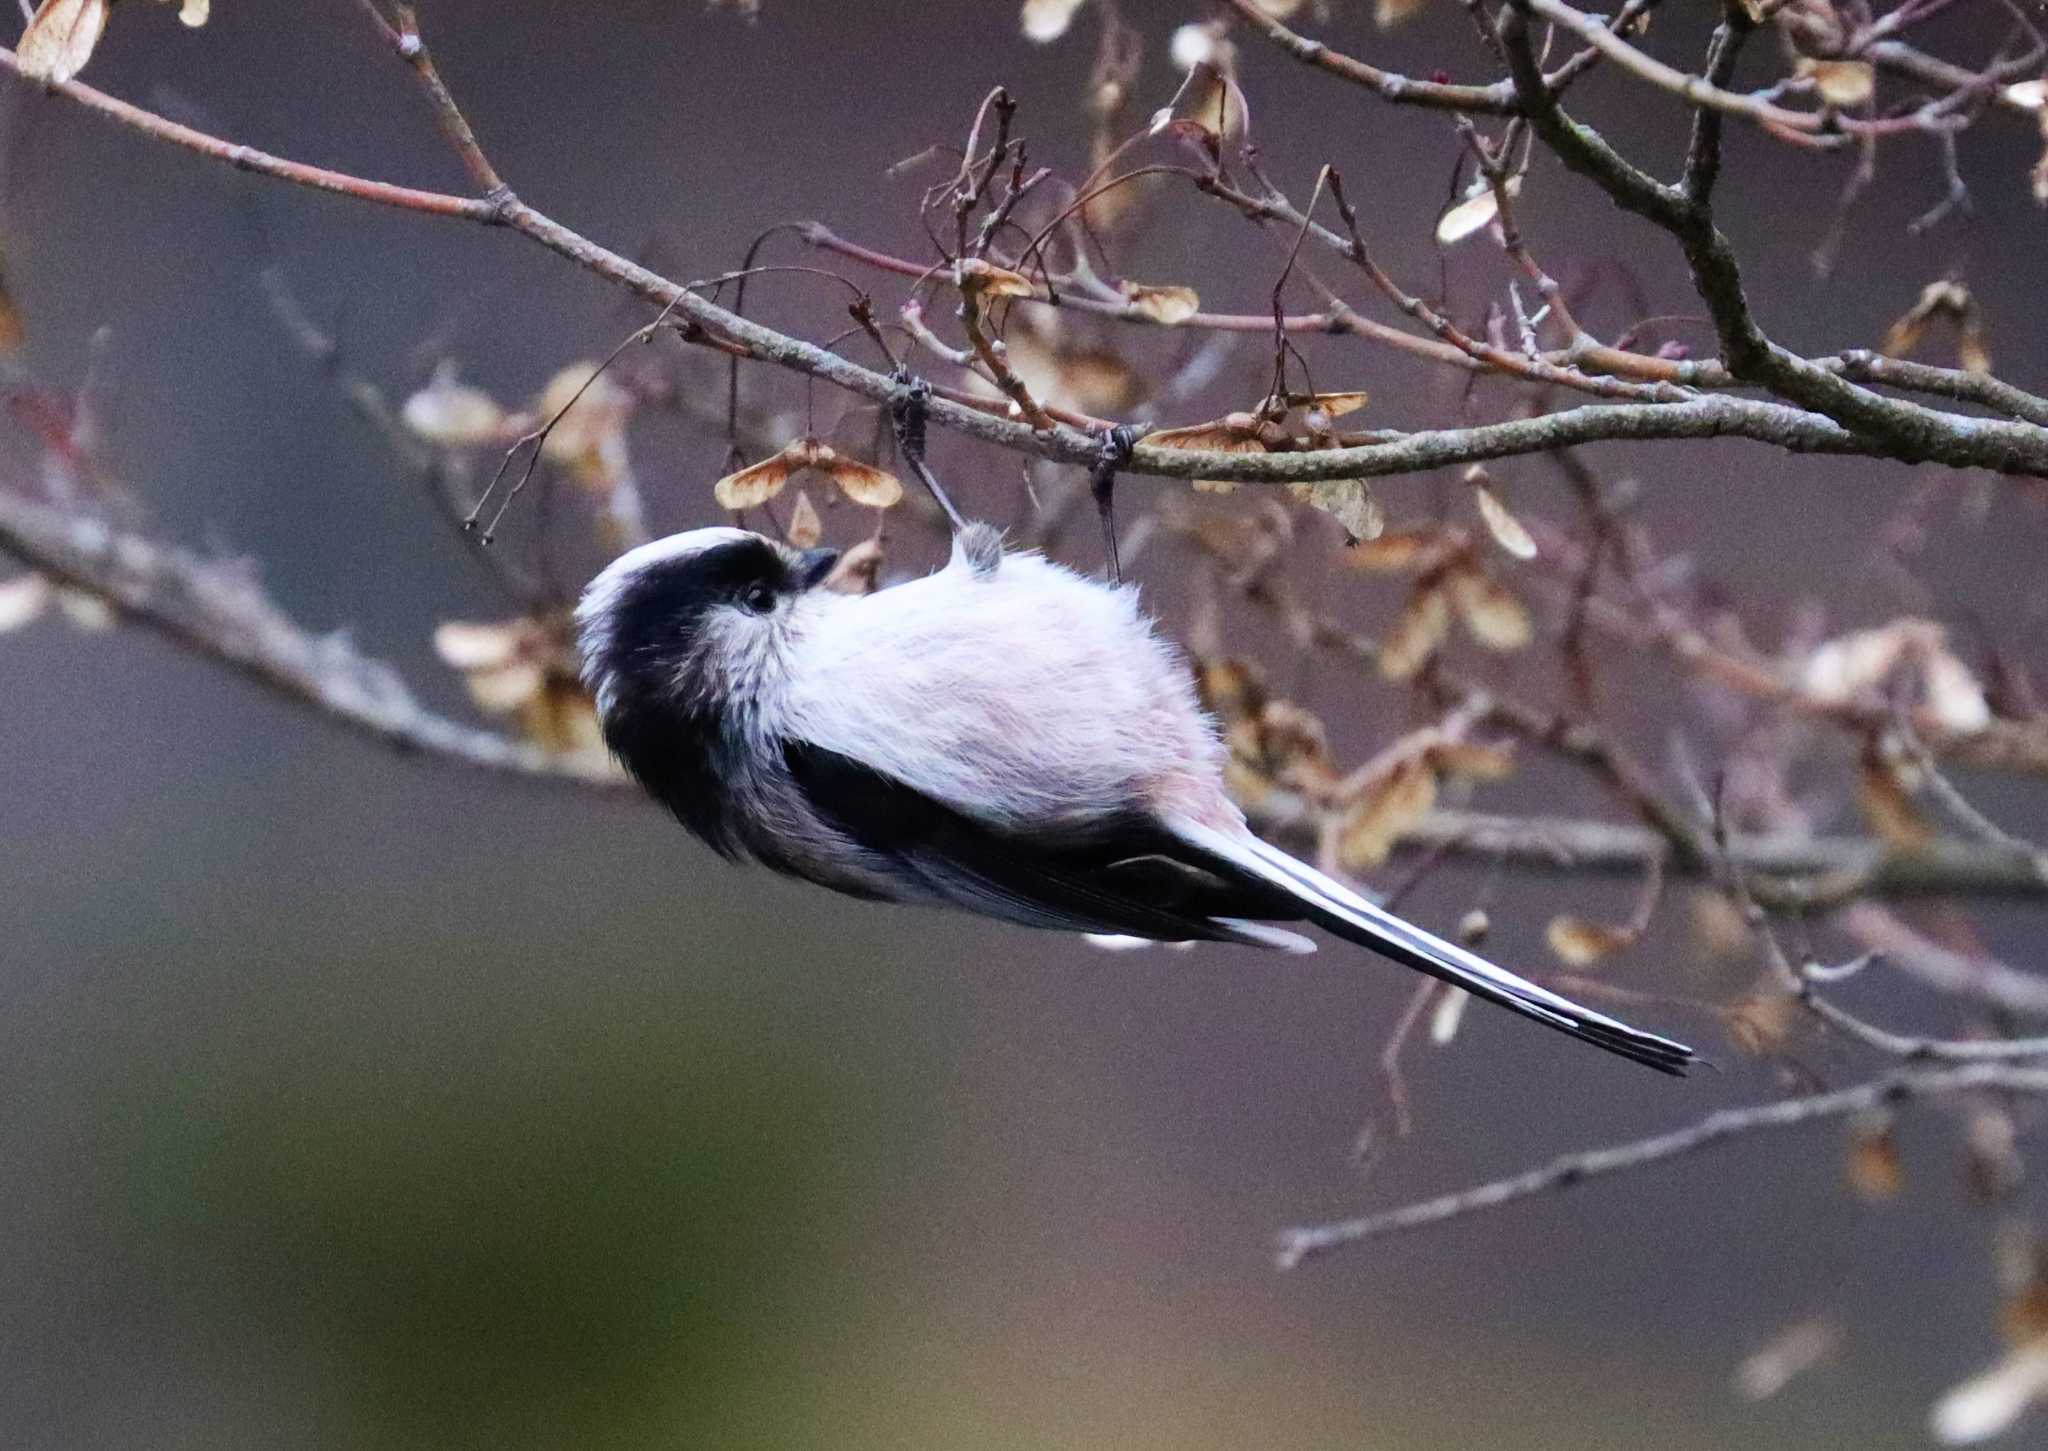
left=589, top=538, right=796, bottom=854
left=602, top=538, right=790, bottom=660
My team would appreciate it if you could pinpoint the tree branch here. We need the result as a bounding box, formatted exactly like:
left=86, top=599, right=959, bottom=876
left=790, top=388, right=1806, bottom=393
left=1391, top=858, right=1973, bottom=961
left=12, top=43, right=2048, bottom=490
left=1497, top=2, right=2048, bottom=478
left=0, top=488, right=624, bottom=788
left=1276, top=1063, right=2048, bottom=1267
left=1365, top=807, right=2048, bottom=900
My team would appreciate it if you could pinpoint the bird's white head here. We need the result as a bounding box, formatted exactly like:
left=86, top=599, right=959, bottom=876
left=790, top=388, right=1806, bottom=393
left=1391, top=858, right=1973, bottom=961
left=575, top=527, right=840, bottom=722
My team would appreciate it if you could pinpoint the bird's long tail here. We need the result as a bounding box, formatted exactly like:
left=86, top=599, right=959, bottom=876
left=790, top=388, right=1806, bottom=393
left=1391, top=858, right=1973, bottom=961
left=1171, top=819, right=1698, bottom=1076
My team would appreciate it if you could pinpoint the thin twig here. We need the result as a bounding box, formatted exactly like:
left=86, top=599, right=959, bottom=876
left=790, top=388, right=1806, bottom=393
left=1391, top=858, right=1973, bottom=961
left=11, top=46, right=2048, bottom=486
left=1276, top=1063, right=2048, bottom=1267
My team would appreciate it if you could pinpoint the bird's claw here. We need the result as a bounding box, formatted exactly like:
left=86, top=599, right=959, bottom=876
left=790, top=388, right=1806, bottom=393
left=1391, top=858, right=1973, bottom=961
left=1089, top=424, right=1140, bottom=586
left=886, top=367, right=966, bottom=533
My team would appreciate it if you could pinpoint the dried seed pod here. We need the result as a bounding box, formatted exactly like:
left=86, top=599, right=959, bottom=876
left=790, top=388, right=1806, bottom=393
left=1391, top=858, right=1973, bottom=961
left=1290, top=480, right=1384, bottom=543
left=1335, top=757, right=1437, bottom=870
left=1117, top=282, right=1201, bottom=325
left=1545, top=915, right=1640, bottom=967
left=785, top=489, right=823, bottom=550
left=1378, top=580, right=1451, bottom=680
left=1449, top=564, right=1533, bottom=652
left=1467, top=470, right=1538, bottom=560
left=1844, top=1112, right=1905, bottom=1201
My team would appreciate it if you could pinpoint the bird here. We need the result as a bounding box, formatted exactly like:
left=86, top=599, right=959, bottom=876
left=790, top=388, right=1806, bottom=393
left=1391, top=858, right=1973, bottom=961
left=575, top=520, right=1696, bottom=1075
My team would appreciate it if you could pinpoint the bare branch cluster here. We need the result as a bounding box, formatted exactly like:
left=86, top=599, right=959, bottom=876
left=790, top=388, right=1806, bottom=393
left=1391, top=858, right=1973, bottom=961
left=7, top=0, right=2048, bottom=1432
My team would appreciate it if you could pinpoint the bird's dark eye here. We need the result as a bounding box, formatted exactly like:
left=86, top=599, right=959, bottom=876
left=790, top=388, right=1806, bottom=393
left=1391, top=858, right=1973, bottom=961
left=741, top=582, right=777, bottom=614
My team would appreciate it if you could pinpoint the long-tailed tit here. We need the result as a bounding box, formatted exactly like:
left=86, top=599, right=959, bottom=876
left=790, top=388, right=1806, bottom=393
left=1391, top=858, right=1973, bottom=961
left=576, top=523, right=1695, bottom=1074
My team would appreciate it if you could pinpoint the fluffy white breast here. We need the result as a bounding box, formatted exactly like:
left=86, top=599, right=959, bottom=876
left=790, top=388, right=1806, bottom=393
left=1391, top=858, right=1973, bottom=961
left=775, top=548, right=1229, bottom=831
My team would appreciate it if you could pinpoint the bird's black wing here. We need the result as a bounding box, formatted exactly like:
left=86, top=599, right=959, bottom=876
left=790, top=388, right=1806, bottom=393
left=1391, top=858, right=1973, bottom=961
left=782, top=740, right=1302, bottom=946
left=787, top=742, right=1697, bottom=1074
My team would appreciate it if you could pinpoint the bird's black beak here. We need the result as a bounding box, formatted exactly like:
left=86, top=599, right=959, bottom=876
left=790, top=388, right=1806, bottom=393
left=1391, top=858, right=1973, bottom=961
left=795, top=547, right=841, bottom=590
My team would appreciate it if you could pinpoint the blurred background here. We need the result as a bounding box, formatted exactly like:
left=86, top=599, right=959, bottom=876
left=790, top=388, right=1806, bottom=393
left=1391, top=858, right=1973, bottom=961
left=2, top=1, right=2046, bottom=1446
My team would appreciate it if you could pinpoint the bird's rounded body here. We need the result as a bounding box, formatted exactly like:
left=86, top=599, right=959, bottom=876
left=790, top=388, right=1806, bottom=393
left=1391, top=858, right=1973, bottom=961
left=577, top=523, right=1696, bottom=1075
left=779, top=542, right=1234, bottom=836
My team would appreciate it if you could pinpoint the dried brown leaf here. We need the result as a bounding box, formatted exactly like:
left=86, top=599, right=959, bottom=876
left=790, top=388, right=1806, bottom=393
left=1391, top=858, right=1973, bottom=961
left=1724, top=991, right=1797, bottom=1057
left=1378, top=581, right=1451, bottom=679
left=1798, top=616, right=1990, bottom=728
left=1197, top=656, right=1267, bottom=722
left=1142, top=418, right=1266, bottom=453
left=1336, top=757, right=1438, bottom=870
left=459, top=657, right=545, bottom=714
left=1342, top=529, right=1449, bottom=574
left=1734, top=1319, right=1840, bottom=1403
left=0, top=265, right=25, bottom=354
left=1799, top=58, right=1875, bottom=107
left=519, top=676, right=605, bottom=756
left=988, top=316, right=1145, bottom=418
left=1169, top=22, right=1233, bottom=72
left=0, top=572, right=53, bottom=632
left=1428, top=986, right=1471, bottom=1045
left=1958, top=320, right=1995, bottom=377
left=1060, top=350, right=1148, bottom=415
left=1925, top=648, right=1992, bottom=733
left=1687, top=889, right=1753, bottom=959
left=785, top=489, right=823, bottom=550
left=1144, top=414, right=1266, bottom=494
left=1436, top=176, right=1519, bottom=246
left=1545, top=915, right=1639, bottom=967
left=1290, top=479, right=1384, bottom=542
left=432, top=619, right=530, bottom=673
left=1880, top=312, right=1928, bottom=360
left=1223, top=756, right=1275, bottom=807
left=1020, top=0, right=1086, bottom=42
left=2008, top=80, right=2048, bottom=111
left=1147, top=64, right=1246, bottom=147
left=2003, top=1266, right=2048, bottom=1346
left=1845, top=1114, right=1905, bottom=1200
left=1965, top=1107, right=2024, bottom=1203
left=1258, top=700, right=1341, bottom=795
left=824, top=537, right=884, bottom=594
left=1469, top=477, right=1538, bottom=559
left=1858, top=751, right=1934, bottom=850
left=1449, top=565, right=1532, bottom=651
left=956, top=257, right=1036, bottom=300
left=53, top=587, right=112, bottom=631
left=811, top=448, right=902, bottom=509
left=1931, top=1343, right=2048, bottom=1445
left=1802, top=619, right=1924, bottom=701
left=1880, top=279, right=1975, bottom=361
left=2032, top=103, right=2048, bottom=205
left=16, top=0, right=109, bottom=85
left=401, top=365, right=508, bottom=448
left=1279, top=390, right=1371, bottom=434
left=537, top=361, right=634, bottom=492
left=713, top=449, right=797, bottom=510
left=1119, top=281, right=1201, bottom=325
left=1430, top=739, right=1517, bottom=781
left=434, top=616, right=583, bottom=728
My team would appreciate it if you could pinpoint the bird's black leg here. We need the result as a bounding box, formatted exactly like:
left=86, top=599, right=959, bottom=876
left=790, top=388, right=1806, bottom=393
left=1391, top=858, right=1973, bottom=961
left=1089, top=424, right=1139, bottom=586
left=888, top=369, right=969, bottom=534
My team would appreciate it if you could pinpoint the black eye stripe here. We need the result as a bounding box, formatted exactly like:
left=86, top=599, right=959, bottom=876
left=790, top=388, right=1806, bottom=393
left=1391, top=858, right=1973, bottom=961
left=643, top=540, right=787, bottom=603
left=602, top=538, right=791, bottom=665
left=691, top=539, right=793, bottom=598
